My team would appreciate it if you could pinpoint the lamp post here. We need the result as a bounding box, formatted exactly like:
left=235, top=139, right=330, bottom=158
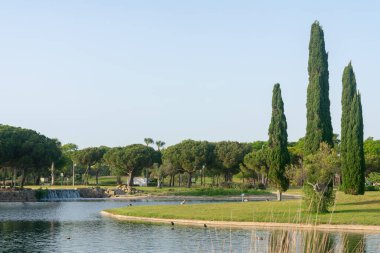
left=72, top=163, right=76, bottom=186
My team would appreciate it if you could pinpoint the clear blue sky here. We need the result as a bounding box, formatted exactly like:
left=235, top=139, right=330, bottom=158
left=0, top=1, right=379, bottom=148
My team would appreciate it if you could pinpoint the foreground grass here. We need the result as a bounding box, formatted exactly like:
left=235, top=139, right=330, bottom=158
left=106, top=191, right=380, bottom=226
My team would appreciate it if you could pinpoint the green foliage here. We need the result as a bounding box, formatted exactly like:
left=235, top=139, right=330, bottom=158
left=365, top=185, right=379, bottom=191
left=303, top=143, right=339, bottom=213
left=0, top=125, right=62, bottom=187
left=104, top=144, right=157, bottom=186
left=341, top=63, right=365, bottom=195
left=368, top=172, right=380, bottom=184
left=74, top=147, right=105, bottom=168
left=214, top=141, right=251, bottom=182
left=74, top=147, right=106, bottom=184
left=341, top=63, right=357, bottom=159
left=342, top=92, right=365, bottom=195
left=288, top=137, right=305, bottom=158
left=243, top=147, right=270, bottom=184
left=144, top=138, right=154, bottom=146
left=155, top=140, right=165, bottom=151
left=268, top=83, right=289, bottom=196
left=34, top=188, right=48, bottom=200
left=364, top=138, right=380, bottom=174
left=305, top=21, right=333, bottom=155
left=168, top=140, right=214, bottom=187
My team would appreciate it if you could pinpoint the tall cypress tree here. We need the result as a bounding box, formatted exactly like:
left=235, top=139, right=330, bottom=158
left=343, top=92, right=365, bottom=194
left=305, top=21, right=333, bottom=155
left=268, top=83, right=289, bottom=201
left=341, top=63, right=357, bottom=162
left=340, top=63, right=365, bottom=194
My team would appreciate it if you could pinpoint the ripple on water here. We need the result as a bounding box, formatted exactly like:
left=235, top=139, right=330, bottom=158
left=1, top=200, right=380, bottom=252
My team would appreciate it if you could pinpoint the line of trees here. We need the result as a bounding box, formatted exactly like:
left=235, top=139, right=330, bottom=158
left=0, top=21, right=374, bottom=213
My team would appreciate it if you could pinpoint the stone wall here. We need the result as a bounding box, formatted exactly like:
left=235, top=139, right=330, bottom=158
left=78, top=187, right=107, bottom=198
left=0, top=189, right=37, bottom=202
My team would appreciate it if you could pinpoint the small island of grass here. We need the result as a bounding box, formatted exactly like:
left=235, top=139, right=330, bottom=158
left=103, top=191, right=380, bottom=231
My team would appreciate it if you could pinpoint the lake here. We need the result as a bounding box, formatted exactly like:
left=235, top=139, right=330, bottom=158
left=1, top=199, right=380, bottom=252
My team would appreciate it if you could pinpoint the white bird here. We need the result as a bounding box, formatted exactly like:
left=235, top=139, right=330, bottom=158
left=180, top=200, right=186, bottom=205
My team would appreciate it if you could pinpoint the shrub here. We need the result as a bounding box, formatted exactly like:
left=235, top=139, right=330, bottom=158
left=35, top=188, right=48, bottom=200
left=365, top=185, right=379, bottom=191
left=303, top=143, right=339, bottom=213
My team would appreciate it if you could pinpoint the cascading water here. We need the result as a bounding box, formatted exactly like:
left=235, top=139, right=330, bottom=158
left=41, top=190, right=81, bottom=201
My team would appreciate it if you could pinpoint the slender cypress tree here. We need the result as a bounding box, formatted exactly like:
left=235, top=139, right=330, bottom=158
left=268, top=83, right=289, bottom=201
left=305, top=21, right=333, bottom=155
left=343, top=92, right=365, bottom=194
left=341, top=63, right=357, bottom=162
left=340, top=63, right=365, bottom=194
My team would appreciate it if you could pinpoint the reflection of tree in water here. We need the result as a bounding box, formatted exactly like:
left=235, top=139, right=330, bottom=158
left=0, top=221, right=60, bottom=253
left=342, top=233, right=365, bottom=253
left=266, top=229, right=366, bottom=253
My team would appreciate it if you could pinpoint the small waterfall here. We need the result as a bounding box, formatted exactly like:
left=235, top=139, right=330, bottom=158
left=41, top=190, right=81, bottom=201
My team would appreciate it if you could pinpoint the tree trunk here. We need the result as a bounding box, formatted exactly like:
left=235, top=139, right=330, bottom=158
left=157, top=178, right=162, bottom=188
left=187, top=172, right=192, bottom=188
left=51, top=162, right=55, bottom=186
left=35, top=175, right=41, bottom=185
left=20, top=169, right=26, bottom=189
left=127, top=171, right=134, bottom=187
left=13, top=168, right=17, bottom=188
left=84, top=165, right=90, bottom=185
left=178, top=174, right=181, bottom=187
left=277, top=189, right=282, bottom=201
left=95, top=170, right=99, bottom=186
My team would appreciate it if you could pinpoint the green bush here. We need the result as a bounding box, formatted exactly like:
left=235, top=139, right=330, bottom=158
left=35, top=188, right=48, bottom=200
left=365, top=185, right=379, bottom=191
left=303, top=184, right=335, bottom=213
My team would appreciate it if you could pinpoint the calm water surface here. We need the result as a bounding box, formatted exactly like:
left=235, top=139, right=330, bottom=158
left=1, top=200, right=380, bottom=252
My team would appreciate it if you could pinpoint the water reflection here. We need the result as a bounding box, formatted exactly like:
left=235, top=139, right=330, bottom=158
left=1, top=201, right=379, bottom=252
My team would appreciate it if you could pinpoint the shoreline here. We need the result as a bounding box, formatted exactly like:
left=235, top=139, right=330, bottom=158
left=100, top=210, right=380, bottom=233
left=109, top=193, right=301, bottom=201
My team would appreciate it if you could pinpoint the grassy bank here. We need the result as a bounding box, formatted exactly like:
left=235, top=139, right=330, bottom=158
left=134, top=187, right=269, bottom=196
left=105, top=191, right=380, bottom=226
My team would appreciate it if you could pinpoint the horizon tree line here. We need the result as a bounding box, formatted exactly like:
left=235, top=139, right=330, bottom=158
left=0, top=21, right=368, bottom=210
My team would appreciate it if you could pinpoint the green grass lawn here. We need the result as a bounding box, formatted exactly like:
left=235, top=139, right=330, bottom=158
left=135, top=186, right=269, bottom=196
left=105, top=191, right=380, bottom=226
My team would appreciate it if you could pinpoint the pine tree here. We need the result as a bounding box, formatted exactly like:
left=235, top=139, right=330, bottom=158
left=304, top=21, right=333, bottom=155
left=268, top=83, right=289, bottom=201
left=343, top=92, right=365, bottom=194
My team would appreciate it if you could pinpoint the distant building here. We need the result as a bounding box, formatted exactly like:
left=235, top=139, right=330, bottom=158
left=133, top=177, right=147, bottom=187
